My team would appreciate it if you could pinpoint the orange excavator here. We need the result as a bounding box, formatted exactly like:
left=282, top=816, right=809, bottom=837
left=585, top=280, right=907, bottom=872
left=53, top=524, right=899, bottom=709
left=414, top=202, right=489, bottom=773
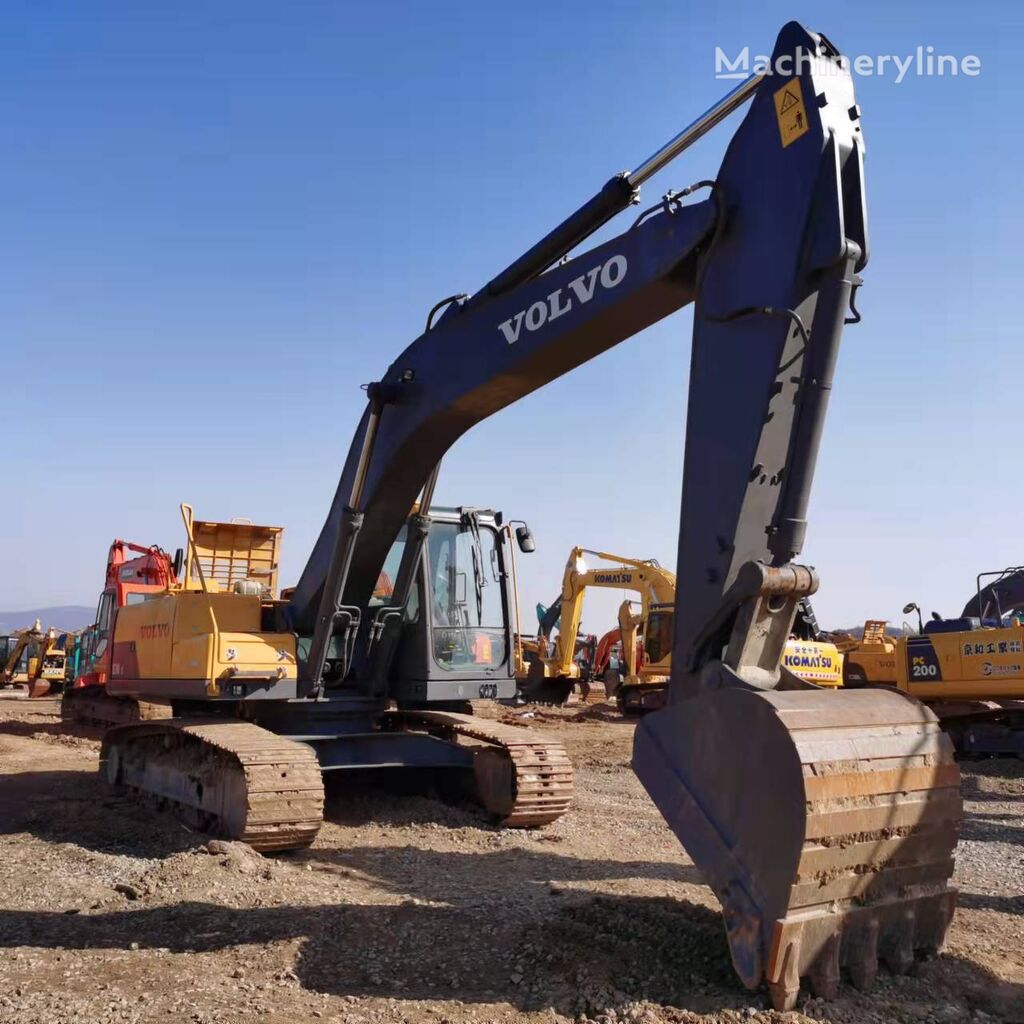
left=592, top=608, right=641, bottom=691
left=63, top=539, right=183, bottom=723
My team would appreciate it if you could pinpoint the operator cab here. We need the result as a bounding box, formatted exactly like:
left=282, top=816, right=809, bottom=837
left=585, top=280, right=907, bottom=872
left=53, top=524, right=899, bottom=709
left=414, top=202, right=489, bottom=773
left=385, top=507, right=519, bottom=704
left=312, top=507, right=531, bottom=706
left=644, top=604, right=675, bottom=665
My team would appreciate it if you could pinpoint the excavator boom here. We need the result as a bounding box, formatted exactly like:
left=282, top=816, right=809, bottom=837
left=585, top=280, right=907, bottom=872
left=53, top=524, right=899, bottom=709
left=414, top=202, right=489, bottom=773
left=962, top=565, right=1024, bottom=620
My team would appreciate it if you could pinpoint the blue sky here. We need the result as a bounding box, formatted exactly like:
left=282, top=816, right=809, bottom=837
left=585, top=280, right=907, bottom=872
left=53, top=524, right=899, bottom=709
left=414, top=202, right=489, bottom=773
left=1, top=1, right=1017, bottom=633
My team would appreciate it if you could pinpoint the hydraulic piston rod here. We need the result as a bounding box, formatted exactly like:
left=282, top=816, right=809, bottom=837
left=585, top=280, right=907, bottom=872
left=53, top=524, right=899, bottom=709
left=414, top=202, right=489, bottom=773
left=477, top=73, right=763, bottom=302
left=627, top=73, right=765, bottom=186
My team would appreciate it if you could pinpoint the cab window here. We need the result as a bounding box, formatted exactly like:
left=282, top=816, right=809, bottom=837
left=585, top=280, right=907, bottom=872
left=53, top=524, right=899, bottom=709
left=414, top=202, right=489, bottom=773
left=426, top=523, right=506, bottom=671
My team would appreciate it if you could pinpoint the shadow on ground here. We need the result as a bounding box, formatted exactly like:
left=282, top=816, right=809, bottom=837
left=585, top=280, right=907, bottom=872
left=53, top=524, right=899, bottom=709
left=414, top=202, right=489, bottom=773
left=0, top=892, right=1020, bottom=1020
left=957, top=890, right=1024, bottom=915
left=959, top=811, right=1023, bottom=845
left=0, top=766, right=196, bottom=856
left=960, top=768, right=1024, bottom=803
left=296, top=842, right=705, bottom=898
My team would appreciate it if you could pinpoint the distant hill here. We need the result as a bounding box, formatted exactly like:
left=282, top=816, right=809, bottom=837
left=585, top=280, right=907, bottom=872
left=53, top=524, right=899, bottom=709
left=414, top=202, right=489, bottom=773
left=832, top=623, right=910, bottom=639
left=0, top=606, right=94, bottom=634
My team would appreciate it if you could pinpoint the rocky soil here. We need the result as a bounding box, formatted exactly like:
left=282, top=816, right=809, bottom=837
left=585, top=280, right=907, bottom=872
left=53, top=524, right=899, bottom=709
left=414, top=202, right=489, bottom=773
left=0, top=694, right=1020, bottom=1024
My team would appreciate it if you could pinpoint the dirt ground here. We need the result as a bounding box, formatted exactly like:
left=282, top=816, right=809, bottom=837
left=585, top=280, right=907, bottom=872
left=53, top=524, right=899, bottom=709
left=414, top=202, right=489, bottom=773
left=0, top=693, right=1020, bottom=1024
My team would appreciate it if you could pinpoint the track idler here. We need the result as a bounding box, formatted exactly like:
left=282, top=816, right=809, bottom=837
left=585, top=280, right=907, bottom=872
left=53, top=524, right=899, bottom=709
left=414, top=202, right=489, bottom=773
left=633, top=688, right=960, bottom=1009
left=395, top=710, right=574, bottom=827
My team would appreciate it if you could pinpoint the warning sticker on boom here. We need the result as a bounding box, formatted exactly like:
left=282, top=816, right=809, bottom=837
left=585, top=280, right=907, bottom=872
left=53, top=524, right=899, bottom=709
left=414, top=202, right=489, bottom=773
left=774, top=80, right=809, bottom=148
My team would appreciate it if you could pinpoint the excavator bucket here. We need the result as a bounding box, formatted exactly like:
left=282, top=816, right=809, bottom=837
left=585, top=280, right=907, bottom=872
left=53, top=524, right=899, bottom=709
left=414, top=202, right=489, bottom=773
left=26, top=677, right=54, bottom=698
left=633, top=688, right=960, bottom=1009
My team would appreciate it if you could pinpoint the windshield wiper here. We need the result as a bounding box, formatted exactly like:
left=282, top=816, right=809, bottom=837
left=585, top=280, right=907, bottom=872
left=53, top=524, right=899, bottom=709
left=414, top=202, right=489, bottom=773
left=462, top=510, right=486, bottom=625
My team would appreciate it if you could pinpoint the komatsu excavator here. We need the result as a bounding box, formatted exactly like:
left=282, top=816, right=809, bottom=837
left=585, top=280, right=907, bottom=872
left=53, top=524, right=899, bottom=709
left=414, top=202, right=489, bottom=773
left=525, top=547, right=676, bottom=705
left=93, top=22, right=959, bottom=1009
left=842, top=567, right=1024, bottom=754
left=529, top=548, right=842, bottom=711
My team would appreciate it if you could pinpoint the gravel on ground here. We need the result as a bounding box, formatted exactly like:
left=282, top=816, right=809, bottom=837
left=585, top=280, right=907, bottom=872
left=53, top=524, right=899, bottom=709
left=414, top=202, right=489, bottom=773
left=0, top=693, right=1020, bottom=1024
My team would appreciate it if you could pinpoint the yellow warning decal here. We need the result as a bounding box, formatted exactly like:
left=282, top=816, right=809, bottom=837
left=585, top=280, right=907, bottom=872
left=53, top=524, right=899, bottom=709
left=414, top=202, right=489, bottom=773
left=773, top=80, right=809, bottom=148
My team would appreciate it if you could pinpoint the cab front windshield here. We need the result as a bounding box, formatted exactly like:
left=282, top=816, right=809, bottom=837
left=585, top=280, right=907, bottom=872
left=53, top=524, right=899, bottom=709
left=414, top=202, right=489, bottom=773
left=427, top=522, right=507, bottom=671
left=644, top=607, right=674, bottom=665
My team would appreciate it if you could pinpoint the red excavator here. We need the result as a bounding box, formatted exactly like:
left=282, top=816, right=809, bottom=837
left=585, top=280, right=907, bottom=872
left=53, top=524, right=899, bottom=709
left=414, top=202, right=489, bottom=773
left=65, top=536, right=183, bottom=696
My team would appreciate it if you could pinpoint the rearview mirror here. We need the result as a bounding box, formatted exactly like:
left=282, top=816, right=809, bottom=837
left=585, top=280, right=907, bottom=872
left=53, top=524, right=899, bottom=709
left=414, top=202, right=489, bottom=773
left=902, top=602, right=918, bottom=615
left=173, top=548, right=185, bottom=579
left=515, top=525, right=536, bottom=554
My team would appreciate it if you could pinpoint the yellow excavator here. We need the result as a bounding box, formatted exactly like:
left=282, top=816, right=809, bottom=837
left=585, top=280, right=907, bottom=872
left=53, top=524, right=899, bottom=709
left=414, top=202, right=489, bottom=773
left=0, top=621, right=67, bottom=698
left=78, top=25, right=959, bottom=1009
left=526, top=548, right=843, bottom=711
left=842, top=568, right=1024, bottom=754
left=616, top=597, right=669, bottom=697
left=837, top=619, right=897, bottom=685
left=524, top=547, right=677, bottom=706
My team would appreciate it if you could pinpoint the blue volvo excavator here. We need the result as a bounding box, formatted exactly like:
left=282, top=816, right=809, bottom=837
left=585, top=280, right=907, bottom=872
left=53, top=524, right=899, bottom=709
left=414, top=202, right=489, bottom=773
left=89, top=22, right=959, bottom=1011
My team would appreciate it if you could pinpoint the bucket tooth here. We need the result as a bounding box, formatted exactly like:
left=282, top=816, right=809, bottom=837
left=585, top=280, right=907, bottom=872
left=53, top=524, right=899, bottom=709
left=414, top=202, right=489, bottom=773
left=633, top=687, right=961, bottom=1006
left=846, top=917, right=879, bottom=990
left=767, top=941, right=800, bottom=1011
left=882, top=907, right=917, bottom=975
left=809, top=933, right=841, bottom=1000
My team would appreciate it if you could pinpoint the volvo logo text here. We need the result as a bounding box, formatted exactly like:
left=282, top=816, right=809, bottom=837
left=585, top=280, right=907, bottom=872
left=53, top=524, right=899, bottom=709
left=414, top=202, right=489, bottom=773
left=498, top=255, right=628, bottom=344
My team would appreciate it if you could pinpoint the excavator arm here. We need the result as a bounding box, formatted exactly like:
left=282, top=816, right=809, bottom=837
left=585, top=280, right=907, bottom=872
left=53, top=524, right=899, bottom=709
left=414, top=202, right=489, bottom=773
left=962, top=566, right=1024, bottom=620
left=281, top=22, right=958, bottom=1008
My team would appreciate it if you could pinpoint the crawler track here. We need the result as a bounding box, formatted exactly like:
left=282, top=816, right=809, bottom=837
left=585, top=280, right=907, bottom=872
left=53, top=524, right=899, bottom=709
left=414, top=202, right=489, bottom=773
left=100, top=719, right=324, bottom=851
left=395, top=710, right=574, bottom=826
left=62, top=686, right=172, bottom=728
